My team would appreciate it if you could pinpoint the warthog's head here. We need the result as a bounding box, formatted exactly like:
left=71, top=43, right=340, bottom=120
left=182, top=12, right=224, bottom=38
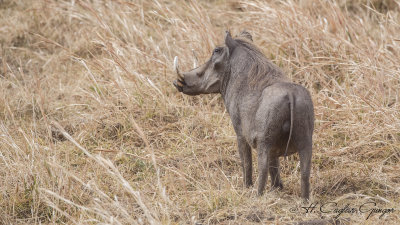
left=173, top=31, right=252, bottom=95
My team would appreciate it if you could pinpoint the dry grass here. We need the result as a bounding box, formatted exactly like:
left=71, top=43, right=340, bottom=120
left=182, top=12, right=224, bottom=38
left=0, top=0, right=399, bottom=224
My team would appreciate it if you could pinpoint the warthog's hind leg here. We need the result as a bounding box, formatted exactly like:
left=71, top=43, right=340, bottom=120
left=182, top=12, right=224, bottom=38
left=257, top=143, right=270, bottom=195
left=299, top=144, right=312, bottom=200
left=269, top=156, right=283, bottom=190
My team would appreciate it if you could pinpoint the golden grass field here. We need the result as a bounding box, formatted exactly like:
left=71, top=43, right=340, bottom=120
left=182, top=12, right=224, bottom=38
left=1, top=0, right=400, bottom=224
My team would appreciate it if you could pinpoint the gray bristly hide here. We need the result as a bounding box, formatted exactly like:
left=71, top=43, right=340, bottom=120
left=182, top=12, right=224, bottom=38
left=173, top=30, right=314, bottom=200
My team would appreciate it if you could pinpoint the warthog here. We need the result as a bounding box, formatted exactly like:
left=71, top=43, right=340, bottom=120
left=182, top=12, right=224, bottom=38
left=173, top=31, right=314, bottom=199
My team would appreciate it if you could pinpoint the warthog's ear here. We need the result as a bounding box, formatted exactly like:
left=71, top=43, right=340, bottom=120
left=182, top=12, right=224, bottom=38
left=236, top=30, right=253, bottom=42
left=225, top=31, right=238, bottom=53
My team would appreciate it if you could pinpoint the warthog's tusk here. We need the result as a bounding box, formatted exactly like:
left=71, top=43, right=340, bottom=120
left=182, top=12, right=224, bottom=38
left=174, top=56, right=184, bottom=82
left=192, top=49, right=198, bottom=68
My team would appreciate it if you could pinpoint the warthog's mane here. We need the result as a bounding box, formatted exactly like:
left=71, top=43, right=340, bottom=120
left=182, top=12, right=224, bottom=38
left=233, top=38, right=286, bottom=88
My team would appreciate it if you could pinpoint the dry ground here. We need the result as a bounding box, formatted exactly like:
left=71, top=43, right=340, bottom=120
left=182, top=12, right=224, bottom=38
left=0, top=0, right=400, bottom=224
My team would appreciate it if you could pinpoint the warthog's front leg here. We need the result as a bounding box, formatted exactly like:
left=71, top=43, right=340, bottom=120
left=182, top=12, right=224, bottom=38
left=237, top=136, right=252, bottom=187
left=257, top=143, right=270, bottom=195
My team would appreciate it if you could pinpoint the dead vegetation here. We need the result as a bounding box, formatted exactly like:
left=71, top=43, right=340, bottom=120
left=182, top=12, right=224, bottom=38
left=0, top=0, right=399, bottom=224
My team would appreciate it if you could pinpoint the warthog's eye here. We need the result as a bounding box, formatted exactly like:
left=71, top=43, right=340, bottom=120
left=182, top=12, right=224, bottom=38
left=213, top=47, right=222, bottom=54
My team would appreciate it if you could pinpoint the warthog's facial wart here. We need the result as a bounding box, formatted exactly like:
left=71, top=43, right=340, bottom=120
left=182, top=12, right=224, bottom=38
left=172, top=30, right=314, bottom=200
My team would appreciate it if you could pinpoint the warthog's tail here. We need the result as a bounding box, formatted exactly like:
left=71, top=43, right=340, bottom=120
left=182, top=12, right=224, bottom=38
left=284, top=93, right=294, bottom=158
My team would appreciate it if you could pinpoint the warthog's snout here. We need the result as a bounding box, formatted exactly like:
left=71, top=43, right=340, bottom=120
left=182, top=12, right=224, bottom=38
left=172, top=54, right=219, bottom=96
